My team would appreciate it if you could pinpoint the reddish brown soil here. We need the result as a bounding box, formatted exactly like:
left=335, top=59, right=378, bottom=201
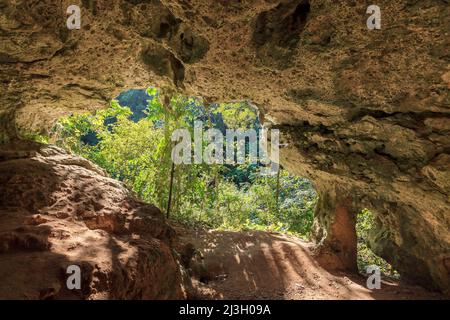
left=175, top=226, right=443, bottom=300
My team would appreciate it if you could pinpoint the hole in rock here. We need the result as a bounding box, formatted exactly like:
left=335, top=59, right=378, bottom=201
left=356, top=208, right=399, bottom=279
left=47, top=87, right=318, bottom=239
left=158, top=22, right=170, bottom=38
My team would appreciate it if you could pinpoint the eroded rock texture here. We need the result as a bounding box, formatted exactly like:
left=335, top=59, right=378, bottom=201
left=0, top=0, right=449, bottom=293
left=0, top=143, right=184, bottom=299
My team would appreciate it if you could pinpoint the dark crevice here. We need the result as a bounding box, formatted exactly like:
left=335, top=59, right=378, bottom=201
left=253, top=0, right=310, bottom=49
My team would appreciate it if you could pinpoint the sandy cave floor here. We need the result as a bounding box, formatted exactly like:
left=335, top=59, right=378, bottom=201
left=174, top=225, right=444, bottom=300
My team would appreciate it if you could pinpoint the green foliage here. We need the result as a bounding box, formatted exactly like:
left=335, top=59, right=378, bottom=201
left=52, top=89, right=395, bottom=278
left=356, top=209, right=399, bottom=277
left=49, top=88, right=396, bottom=279
left=54, top=89, right=317, bottom=239
left=243, top=170, right=316, bottom=237
left=55, top=93, right=196, bottom=212
left=20, top=132, right=49, bottom=144
left=53, top=101, right=128, bottom=146
left=212, top=101, right=258, bottom=129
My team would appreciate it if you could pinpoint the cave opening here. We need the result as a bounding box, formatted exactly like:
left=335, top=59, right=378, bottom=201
left=22, top=87, right=398, bottom=280
left=1, top=0, right=447, bottom=300
left=356, top=208, right=399, bottom=279
left=48, top=87, right=319, bottom=239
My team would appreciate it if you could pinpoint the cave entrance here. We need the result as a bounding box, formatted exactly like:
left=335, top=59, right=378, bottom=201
left=51, top=87, right=319, bottom=239
left=356, top=209, right=399, bottom=279
left=28, top=87, right=397, bottom=278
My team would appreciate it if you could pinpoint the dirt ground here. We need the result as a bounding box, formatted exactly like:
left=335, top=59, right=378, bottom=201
left=174, top=225, right=444, bottom=300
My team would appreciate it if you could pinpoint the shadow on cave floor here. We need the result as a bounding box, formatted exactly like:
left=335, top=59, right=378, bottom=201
left=174, top=225, right=443, bottom=300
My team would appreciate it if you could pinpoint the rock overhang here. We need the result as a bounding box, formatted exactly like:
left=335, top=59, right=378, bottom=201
left=0, top=0, right=449, bottom=293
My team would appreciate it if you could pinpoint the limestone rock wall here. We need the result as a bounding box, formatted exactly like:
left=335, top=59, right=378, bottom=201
left=0, top=0, right=449, bottom=293
left=0, top=142, right=184, bottom=299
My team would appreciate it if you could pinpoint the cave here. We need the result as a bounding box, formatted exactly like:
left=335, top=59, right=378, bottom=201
left=0, top=0, right=449, bottom=300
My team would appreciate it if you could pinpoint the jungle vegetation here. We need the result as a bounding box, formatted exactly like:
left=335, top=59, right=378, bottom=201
left=35, top=87, right=396, bottom=277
